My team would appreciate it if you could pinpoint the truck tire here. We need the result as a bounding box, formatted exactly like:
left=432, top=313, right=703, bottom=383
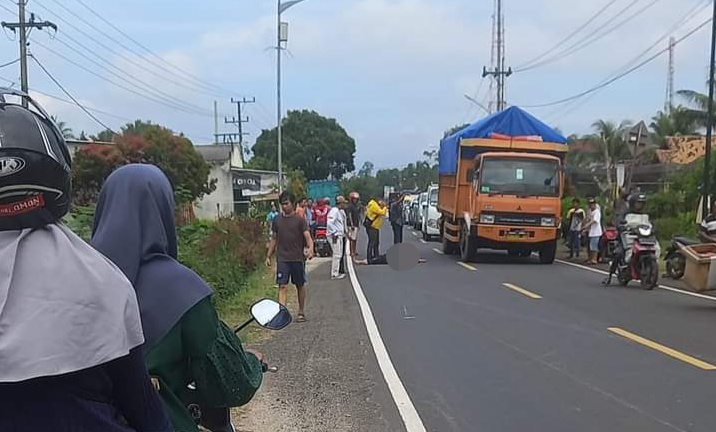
left=539, top=240, right=557, bottom=264
left=442, top=234, right=458, bottom=255
left=460, top=224, right=478, bottom=262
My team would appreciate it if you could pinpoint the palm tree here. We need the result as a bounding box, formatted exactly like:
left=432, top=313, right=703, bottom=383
left=50, top=115, right=75, bottom=139
left=650, top=105, right=699, bottom=145
left=590, top=119, right=633, bottom=193
left=676, top=89, right=714, bottom=129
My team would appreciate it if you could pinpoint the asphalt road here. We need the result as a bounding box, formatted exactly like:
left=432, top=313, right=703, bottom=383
left=354, top=226, right=716, bottom=432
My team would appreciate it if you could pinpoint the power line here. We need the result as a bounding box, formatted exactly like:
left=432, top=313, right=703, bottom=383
left=31, top=40, right=217, bottom=117
left=41, top=0, right=238, bottom=99
left=29, top=0, right=229, bottom=103
left=517, top=0, right=664, bottom=72
left=515, top=0, right=621, bottom=70
left=0, top=57, right=18, bottom=68
left=30, top=54, right=117, bottom=134
left=521, top=18, right=712, bottom=108
left=538, top=0, right=710, bottom=119
left=37, top=34, right=217, bottom=116
left=68, top=0, right=243, bottom=99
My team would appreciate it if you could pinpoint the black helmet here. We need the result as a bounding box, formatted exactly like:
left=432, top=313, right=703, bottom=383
left=0, top=88, right=72, bottom=231
left=628, top=193, right=647, bottom=212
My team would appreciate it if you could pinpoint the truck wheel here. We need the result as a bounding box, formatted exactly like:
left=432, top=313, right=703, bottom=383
left=460, top=224, right=477, bottom=262
left=442, top=233, right=457, bottom=255
left=539, top=240, right=557, bottom=264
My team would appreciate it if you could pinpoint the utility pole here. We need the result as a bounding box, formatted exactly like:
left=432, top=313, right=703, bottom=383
left=488, top=0, right=497, bottom=114
left=225, top=97, right=255, bottom=166
left=704, top=0, right=716, bottom=219
left=482, top=0, right=511, bottom=111
left=214, top=100, right=219, bottom=144
left=1, top=1, right=56, bottom=107
left=665, top=36, right=675, bottom=114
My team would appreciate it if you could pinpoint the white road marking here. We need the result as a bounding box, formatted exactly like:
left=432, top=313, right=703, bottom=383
left=432, top=248, right=444, bottom=255
left=555, top=259, right=716, bottom=302
left=346, top=258, right=428, bottom=432
left=419, top=239, right=427, bottom=244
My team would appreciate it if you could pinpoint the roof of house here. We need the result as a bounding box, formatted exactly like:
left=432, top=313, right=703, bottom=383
left=193, top=144, right=232, bottom=162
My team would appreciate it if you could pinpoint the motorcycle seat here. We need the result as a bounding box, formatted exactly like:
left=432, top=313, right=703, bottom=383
left=673, top=236, right=700, bottom=246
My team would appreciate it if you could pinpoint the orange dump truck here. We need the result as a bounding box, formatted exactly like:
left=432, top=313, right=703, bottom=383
left=437, top=107, right=568, bottom=263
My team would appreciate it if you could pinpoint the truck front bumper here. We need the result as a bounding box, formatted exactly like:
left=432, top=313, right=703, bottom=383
left=476, top=224, right=558, bottom=245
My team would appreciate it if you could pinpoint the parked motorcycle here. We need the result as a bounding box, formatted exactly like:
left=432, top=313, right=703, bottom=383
left=605, top=215, right=660, bottom=290
left=664, top=236, right=699, bottom=279
left=598, top=223, right=618, bottom=263
left=313, top=225, right=332, bottom=257
left=187, top=298, right=292, bottom=432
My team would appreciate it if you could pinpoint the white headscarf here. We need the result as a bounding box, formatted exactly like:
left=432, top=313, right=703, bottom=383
left=0, top=223, right=144, bottom=383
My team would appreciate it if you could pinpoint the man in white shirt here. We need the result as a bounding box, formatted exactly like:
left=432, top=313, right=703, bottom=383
left=582, top=197, right=603, bottom=265
left=327, top=195, right=347, bottom=279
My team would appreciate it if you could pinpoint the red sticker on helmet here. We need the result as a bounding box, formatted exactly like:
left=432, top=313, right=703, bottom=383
left=0, top=194, right=45, bottom=216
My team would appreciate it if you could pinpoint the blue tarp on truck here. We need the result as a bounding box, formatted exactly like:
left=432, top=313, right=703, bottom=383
left=307, top=180, right=340, bottom=203
left=438, top=106, right=568, bottom=175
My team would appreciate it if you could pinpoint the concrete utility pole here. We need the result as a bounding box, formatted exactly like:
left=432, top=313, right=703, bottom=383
left=225, top=97, right=255, bottom=148
left=1, top=1, right=57, bottom=107
left=482, top=0, right=511, bottom=111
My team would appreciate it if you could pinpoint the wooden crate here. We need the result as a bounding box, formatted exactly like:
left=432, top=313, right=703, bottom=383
left=682, top=243, right=716, bottom=292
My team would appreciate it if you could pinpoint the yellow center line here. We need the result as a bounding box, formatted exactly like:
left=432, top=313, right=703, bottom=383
left=457, top=262, right=477, bottom=271
left=608, top=327, right=716, bottom=371
left=502, top=283, right=542, bottom=299
left=432, top=248, right=444, bottom=255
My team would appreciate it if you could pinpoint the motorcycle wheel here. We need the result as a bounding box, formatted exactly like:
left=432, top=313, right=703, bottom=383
left=666, top=254, right=686, bottom=280
left=639, top=256, right=659, bottom=290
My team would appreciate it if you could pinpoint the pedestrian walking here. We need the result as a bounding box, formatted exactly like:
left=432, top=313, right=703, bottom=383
left=266, top=191, right=314, bottom=322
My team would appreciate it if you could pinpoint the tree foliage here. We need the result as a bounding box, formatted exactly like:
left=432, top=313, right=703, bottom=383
left=249, top=110, right=356, bottom=180
left=72, top=121, right=215, bottom=206
left=443, top=123, right=470, bottom=138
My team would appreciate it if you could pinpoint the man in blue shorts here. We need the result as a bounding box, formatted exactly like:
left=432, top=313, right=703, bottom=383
left=266, top=191, right=314, bottom=322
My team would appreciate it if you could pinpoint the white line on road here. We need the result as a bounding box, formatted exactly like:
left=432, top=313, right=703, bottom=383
left=346, top=257, right=427, bottom=432
left=555, top=259, right=716, bottom=302
left=432, top=248, right=444, bottom=255
left=457, top=262, right=477, bottom=271
left=419, top=239, right=427, bottom=244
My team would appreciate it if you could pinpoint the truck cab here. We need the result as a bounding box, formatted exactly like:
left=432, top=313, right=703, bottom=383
left=469, top=152, right=562, bottom=258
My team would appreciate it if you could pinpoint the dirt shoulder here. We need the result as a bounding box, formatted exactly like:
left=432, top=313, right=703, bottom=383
left=233, top=259, right=405, bottom=432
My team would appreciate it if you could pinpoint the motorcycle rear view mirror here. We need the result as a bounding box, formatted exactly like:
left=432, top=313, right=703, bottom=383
left=234, top=298, right=293, bottom=333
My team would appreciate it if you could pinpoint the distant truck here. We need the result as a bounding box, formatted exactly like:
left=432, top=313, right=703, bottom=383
left=307, top=180, right=340, bottom=203
left=437, top=107, right=568, bottom=264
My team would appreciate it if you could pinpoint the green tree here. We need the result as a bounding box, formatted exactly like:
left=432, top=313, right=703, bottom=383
left=51, top=115, right=75, bottom=139
left=90, top=129, right=117, bottom=142
left=72, top=121, right=215, bottom=206
left=250, top=110, right=356, bottom=180
left=676, top=89, right=714, bottom=129
left=650, top=106, right=699, bottom=144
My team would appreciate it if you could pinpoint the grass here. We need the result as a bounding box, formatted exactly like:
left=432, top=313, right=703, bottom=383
left=215, top=266, right=279, bottom=344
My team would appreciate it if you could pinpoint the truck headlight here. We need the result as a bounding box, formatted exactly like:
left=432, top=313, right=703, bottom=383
left=480, top=214, right=495, bottom=224
left=540, top=217, right=555, bottom=227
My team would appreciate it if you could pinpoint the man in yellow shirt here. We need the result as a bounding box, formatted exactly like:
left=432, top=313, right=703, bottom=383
left=364, top=197, right=388, bottom=261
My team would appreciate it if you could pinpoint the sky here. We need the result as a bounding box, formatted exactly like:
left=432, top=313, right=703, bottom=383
left=0, top=0, right=712, bottom=171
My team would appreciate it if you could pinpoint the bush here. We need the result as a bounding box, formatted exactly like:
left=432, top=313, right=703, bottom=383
left=178, top=217, right=265, bottom=304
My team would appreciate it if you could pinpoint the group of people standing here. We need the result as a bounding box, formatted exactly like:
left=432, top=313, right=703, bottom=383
left=565, top=196, right=603, bottom=265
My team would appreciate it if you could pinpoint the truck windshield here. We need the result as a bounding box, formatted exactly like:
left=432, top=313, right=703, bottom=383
left=479, top=158, right=560, bottom=197
left=429, top=189, right=438, bottom=205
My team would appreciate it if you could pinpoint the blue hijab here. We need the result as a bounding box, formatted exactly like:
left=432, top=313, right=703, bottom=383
left=91, top=164, right=212, bottom=349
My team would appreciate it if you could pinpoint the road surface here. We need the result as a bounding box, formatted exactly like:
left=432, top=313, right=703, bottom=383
left=353, top=226, right=716, bottom=432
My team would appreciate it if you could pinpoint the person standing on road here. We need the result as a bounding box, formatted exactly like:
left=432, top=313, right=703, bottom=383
left=345, top=192, right=361, bottom=258
left=365, top=197, right=388, bottom=262
left=389, top=193, right=405, bottom=244
left=267, top=202, right=279, bottom=239
left=568, top=198, right=585, bottom=259
left=582, top=197, right=602, bottom=265
left=327, top=196, right=347, bottom=279
left=266, top=191, right=314, bottom=323
left=92, top=164, right=265, bottom=432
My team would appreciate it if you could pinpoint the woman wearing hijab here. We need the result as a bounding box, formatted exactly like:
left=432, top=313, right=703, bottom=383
left=91, top=163, right=264, bottom=432
left=0, top=91, right=171, bottom=431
